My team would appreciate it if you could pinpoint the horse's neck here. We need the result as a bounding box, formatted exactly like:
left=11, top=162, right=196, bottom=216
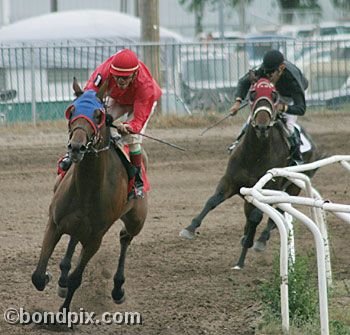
left=241, top=125, right=286, bottom=166
left=74, top=128, right=113, bottom=193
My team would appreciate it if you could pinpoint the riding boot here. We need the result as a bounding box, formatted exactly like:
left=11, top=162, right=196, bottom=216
left=129, top=152, right=144, bottom=200
left=228, top=122, right=248, bottom=153
left=58, top=153, right=72, bottom=172
left=288, top=128, right=303, bottom=165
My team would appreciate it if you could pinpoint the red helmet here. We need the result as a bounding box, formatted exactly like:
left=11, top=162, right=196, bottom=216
left=110, top=49, right=140, bottom=77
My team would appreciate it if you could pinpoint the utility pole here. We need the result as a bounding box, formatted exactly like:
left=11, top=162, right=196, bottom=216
left=218, top=0, right=225, bottom=39
left=50, top=0, right=58, bottom=12
left=139, top=0, right=161, bottom=113
left=2, top=0, right=10, bottom=26
left=238, top=0, right=246, bottom=33
left=120, top=0, right=127, bottom=13
left=134, top=0, right=140, bottom=17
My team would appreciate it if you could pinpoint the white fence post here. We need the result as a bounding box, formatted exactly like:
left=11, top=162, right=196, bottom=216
left=240, top=155, right=350, bottom=335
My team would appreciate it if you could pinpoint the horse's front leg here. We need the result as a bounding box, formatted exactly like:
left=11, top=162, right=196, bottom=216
left=58, top=237, right=79, bottom=298
left=180, top=176, right=237, bottom=239
left=111, top=227, right=133, bottom=304
left=234, top=202, right=263, bottom=270
left=253, top=208, right=283, bottom=252
left=59, top=237, right=102, bottom=312
left=32, top=217, right=62, bottom=291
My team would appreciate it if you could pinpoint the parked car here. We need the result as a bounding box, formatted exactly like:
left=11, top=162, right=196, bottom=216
left=179, top=46, right=248, bottom=111
left=242, top=34, right=296, bottom=67
left=304, top=60, right=350, bottom=107
left=315, top=21, right=350, bottom=37
left=277, top=24, right=316, bottom=39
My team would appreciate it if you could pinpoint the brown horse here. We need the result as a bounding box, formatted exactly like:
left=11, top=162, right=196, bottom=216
left=180, top=78, right=321, bottom=269
left=32, top=79, right=148, bottom=311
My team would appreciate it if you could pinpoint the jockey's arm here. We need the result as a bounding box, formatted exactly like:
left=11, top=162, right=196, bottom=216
left=284, top=91, right=306, bottom=116
left=234, top=72, right=253, bottom=102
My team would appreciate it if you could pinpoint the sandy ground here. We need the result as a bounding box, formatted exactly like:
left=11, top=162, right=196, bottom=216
left=0, top=112, right=349, bottom=335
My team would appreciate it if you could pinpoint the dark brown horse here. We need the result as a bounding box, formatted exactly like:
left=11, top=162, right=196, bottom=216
left=32, top=79, right=148, bottom=311
left=180, top=78, right=321, bottom=269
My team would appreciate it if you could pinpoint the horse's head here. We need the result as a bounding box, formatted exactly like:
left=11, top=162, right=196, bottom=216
left=65, top=78, right=109, bottom=163
left=248, top=78, right=279, bottom=139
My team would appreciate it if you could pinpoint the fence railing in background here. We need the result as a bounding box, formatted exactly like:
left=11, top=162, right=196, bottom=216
left=0, top=39, right=349, bottom=125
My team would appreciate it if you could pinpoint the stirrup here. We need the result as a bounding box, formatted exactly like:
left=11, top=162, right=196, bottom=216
left=128, top=187, right=144, bottom=200
left=227, top=140, right=239, bottom=153
left=59, top=157, right=72, bottom=172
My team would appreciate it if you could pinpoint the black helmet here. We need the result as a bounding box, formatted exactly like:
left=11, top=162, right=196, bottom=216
left=263, top=50, right=284, bottom=73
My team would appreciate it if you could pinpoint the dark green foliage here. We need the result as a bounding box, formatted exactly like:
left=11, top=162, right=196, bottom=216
left=259, top=253, right=318, bottom=325
left=329, top=320, right=350, bottom=335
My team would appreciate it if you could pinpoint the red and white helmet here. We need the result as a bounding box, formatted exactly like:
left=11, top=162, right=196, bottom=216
left=248, top=78, right=279, bottom=111
left=110, top=49, right=140, bottom=77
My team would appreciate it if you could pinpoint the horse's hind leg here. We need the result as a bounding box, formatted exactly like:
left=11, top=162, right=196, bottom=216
left=111, top=227, right=133, bottom=304
left=112, top=206, right=146, bottom=304
left=58, top=237, right=79, bottom=298
left=253, top=208, right=284, bottom=252
left=32, top=218, right=62, bottom=291
left=60, top=237, right=102, bottom=312
left=254, top=183, right=301, bottom=252
left=234, top=202, right=263, bottom=269
left=180, top=176, right=237, bottom=239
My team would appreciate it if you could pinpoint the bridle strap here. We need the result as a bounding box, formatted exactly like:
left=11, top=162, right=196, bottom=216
left=69, top=123, right=110, bottom=155
left=251, top=105, right=276, bottom=128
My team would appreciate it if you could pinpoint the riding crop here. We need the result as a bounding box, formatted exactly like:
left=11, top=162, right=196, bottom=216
left=200, top=101, right=248, bottom=136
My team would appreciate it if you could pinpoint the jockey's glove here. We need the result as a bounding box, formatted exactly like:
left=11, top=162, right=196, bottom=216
left=112, top=120, right=133, bottom=135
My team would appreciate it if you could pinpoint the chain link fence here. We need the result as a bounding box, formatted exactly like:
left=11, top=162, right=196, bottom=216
left=0, top=38, right=349, bottom=125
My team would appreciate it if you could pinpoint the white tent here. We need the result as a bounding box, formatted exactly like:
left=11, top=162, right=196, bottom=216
left=0, top=9, right=187, bottom=45
left=0, top=10, right=189, bottom=118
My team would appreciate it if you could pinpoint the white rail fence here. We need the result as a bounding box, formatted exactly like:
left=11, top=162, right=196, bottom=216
left=240, top=155, right=350, bottom=335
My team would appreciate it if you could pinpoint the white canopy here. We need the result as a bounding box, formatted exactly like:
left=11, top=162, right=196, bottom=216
left=0, top=9, right=187, bottom=44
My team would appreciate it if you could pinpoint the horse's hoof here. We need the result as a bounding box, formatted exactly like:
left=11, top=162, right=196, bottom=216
left=113, top=295, right=126, bottom=304
left=45, top=272, right=52, bottom=284
left=112, top=288, right=126, bottom=304
left=57, top=285, right=68, bottom=298
left=32, top=271, right=51, bottom=291
left=179, top=229, right=195, bottom=240
left=253, top=240, right=266, bottom=252
left=231, top=265, right=242, bottom=270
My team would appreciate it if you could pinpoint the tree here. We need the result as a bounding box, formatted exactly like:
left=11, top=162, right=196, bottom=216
left=178, top=0, right=206, bottom=36
left=277, top=0, right=321, bottom=23
left=331, top=0, right=350, bottom=11
left=178, top=0, right=253, bottom=36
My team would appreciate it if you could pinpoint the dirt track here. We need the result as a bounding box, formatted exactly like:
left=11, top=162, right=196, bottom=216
left=0, top=112, right=349, bottom=335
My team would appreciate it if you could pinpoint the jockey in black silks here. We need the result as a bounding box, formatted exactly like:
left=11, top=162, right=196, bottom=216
left=229, top=49, right=308, bottom=165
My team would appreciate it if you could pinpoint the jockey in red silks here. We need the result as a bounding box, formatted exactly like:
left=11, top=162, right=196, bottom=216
left=60, top=49, right=162, bottom=199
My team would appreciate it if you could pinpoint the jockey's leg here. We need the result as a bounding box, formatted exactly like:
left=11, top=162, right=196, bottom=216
left=228, top=117, right=250, bottom=153
left=129, top=143, right=144, bottom=199
left=288, top=128, right=303, bottom=165
left=53, top=154, right=71, bottom=192
left=285, top=114, right=303, bottom=165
